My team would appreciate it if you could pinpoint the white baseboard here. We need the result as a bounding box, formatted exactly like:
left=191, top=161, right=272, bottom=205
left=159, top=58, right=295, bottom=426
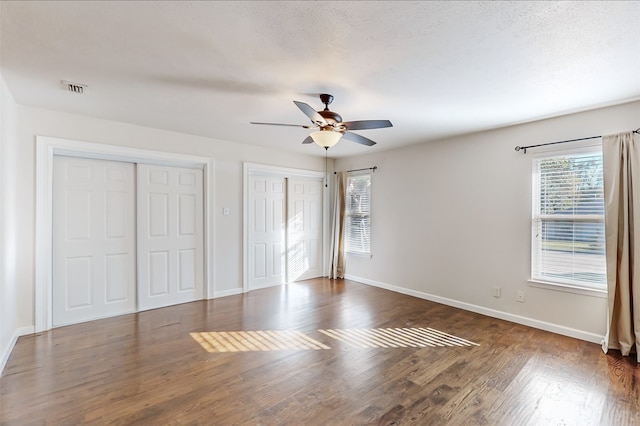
left=345, top=274, right=604, bottom=345
left=1, top=326, right=35, bottom=375
left=213, top=288, right=244, bottom=298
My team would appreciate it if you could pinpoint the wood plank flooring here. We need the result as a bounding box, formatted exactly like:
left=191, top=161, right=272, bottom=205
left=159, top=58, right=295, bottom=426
left=1, top=278, right=639, bottom=425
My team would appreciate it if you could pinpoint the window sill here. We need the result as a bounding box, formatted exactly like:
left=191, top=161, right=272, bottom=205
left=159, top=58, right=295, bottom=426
left=527, top=279, right=607, bottom=298
left=346, top=251, right=372, bottom=259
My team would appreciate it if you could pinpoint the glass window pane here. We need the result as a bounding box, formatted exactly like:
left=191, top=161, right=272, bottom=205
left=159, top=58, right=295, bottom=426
left=532, top=150, right=606, bottom=289
left=346, top=174, right=371, bottom=254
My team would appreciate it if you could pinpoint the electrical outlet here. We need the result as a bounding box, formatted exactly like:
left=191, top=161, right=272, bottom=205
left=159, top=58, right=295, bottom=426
left=492, top=287, right=501, bottom=298
left=516, top=290, right=525, bottom=303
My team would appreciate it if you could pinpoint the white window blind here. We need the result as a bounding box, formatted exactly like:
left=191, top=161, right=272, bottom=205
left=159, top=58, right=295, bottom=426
left=345, top=174, right=371, bottom=254
left=531, top=150, right=606, bottom=289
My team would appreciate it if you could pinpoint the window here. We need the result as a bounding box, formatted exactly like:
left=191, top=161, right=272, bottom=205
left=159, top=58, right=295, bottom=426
left=531, top=148, right=606, bottom=290
left=345, top=173, right=371, bottom=254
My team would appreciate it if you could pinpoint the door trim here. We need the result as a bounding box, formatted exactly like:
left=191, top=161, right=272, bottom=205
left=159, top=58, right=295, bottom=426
left=242, top=162, right=326, bottom=293
left=35, top=136, right=215, bottom=332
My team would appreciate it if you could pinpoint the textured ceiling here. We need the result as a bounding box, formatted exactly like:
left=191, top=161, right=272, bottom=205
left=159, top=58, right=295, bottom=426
left=2, top=1, right=640, bottom=157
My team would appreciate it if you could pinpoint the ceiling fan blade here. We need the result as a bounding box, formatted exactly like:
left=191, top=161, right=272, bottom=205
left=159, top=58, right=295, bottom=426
left=341, top=131, right=377, bottom=146
left=250, top=121, right=313, bottom=129
left=293, top=101, right=327, bottom=125
left=342, top=120, right=393, bottom=131
left=302, top=136, right=314, bottom=144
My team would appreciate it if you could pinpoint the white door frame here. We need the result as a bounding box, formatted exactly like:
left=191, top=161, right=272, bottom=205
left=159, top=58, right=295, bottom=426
left=35, top=136, right=215, bottom=332
left=243, top=162, right=326, bottom=293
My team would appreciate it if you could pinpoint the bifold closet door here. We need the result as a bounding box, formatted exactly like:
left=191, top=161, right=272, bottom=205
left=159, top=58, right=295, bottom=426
left=52, top=156, right=136, bottom=327
left=137, top=164, right=204, bottom=311
left=247, top=174, right=323, bottom=290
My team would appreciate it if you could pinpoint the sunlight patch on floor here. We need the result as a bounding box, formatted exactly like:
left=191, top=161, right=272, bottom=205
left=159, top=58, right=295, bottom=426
left=318, top=327, right=480, bottom=348
left=190, top=330, right=331, bottom=352
left=191, top=327, right=479, bottom=353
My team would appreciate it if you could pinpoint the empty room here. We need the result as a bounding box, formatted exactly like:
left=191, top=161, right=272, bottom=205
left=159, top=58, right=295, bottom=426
left=1, top=1, right=639, bottom=424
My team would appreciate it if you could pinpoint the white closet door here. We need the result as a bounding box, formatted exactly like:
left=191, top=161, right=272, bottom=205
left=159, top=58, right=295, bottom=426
left=248, top=175, right=286, bottom=290
left=287, top=178, right=323, bottom=282
left=137, top=164, right=204, bottom=311
left=52, top=156, right=136, bottom=327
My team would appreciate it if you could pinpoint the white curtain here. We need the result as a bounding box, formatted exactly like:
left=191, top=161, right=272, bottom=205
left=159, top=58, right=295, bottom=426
left=329, top=172, right=347, bottom=279
left=602, top=131, right=640, bottom=361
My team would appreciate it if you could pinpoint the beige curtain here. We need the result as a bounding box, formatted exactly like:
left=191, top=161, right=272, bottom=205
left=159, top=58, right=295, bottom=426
left=329, top=172, right=347, bottom=279
left=602, top=131, right=640, bottom=361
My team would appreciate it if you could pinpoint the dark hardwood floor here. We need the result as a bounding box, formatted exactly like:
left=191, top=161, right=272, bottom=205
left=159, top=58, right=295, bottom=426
left=1, top=278, right=638, bottom=425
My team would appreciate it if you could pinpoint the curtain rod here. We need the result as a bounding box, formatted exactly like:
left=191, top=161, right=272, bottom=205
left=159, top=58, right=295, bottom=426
left=515, top=128, right=640, bottom=154
left=334, top=166, right=377, bottom=174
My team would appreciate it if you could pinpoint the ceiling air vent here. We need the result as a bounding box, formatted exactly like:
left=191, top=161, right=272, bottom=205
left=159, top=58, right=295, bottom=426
left=61, top=80, right=87, bottom=94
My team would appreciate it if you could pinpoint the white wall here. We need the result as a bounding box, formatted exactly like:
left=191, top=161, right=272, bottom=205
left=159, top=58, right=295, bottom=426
left=12, top=105, right=325, bottom=337
left=5, top=97, right=637, bottom=367
left=1, top=74, right=19, bottom=372
left=335, top=100, right=640, bottom=343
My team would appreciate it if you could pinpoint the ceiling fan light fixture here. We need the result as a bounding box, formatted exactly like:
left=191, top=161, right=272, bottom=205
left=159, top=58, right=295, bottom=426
left=310, top=130, right=342, bottom=148
left=251, top=94, right=389, bottom=147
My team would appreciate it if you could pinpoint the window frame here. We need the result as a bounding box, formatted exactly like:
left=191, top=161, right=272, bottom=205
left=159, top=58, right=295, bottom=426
left=529, top=142, right=607, bottom=296
left=345, top=172, right=372, bottom=256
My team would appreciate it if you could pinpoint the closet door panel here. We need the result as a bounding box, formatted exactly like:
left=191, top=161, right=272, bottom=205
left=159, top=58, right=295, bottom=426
left=52, top=156, right=136, bottom=327
left=137, top=164, right=204, bottom=311
left=247, top=175, right=286, bottom=289
left=287, top=178, right=323, bottom=282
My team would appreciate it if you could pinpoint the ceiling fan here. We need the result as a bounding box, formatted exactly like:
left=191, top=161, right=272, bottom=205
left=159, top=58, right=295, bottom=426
left=251, top=93, right=392, bottom=149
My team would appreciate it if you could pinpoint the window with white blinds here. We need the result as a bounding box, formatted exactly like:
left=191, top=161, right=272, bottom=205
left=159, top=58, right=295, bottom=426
left=531, top=149, right=606, bottom=290
left=345, top=173, right=371, bottom=255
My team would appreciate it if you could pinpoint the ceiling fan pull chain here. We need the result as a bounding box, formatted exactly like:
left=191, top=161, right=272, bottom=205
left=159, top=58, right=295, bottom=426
left=325, top=147, right=329, bottom=188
